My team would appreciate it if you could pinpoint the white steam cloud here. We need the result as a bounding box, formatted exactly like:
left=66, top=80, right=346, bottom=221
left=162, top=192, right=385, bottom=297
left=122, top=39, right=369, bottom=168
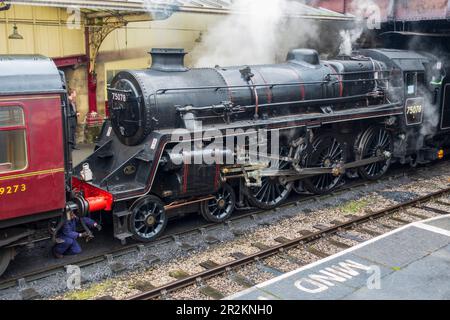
left=143, top=0, right=178, bottom=19
left=143, top=0, right=376, bottom=66
left=191, top=0, right=325, bottom=68
left=339, top=0, right=381, bottom=55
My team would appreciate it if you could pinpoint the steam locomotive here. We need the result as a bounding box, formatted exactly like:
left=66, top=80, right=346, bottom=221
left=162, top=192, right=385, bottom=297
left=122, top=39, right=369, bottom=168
left=87, top=47, right=449, bottom=242
left=1, top=48, right=449, bottom=276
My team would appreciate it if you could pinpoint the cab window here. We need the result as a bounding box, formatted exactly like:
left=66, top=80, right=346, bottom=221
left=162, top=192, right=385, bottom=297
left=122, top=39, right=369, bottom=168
left=0, top=106, right=27, bottom=173
left=405, top=72, right=417, bottom=96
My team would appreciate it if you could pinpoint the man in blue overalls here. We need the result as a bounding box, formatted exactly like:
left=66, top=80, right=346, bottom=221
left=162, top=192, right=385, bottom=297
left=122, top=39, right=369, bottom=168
left=52, top=211, right=101, bottom=258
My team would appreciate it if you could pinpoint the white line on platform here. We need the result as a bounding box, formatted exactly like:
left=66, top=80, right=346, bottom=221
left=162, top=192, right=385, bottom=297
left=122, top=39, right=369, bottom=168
left=225, top=214, right=450, bottom=300
left=414, top=222, right=450, bottom=237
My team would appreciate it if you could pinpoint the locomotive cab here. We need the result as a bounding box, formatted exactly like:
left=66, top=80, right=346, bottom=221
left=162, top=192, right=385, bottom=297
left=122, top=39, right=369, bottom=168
left=360, top=49, right=446, bottom=165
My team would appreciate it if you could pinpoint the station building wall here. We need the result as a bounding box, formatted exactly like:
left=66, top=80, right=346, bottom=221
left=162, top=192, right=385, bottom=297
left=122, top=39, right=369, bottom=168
left=0, top=6, right=223, bottom=142
left=0, top=4, right=87, bottom=142
left=96, top=12, right=219, bottom=117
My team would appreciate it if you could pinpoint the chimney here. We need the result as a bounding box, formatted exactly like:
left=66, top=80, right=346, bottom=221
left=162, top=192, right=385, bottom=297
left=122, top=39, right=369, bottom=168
left=149, top=48, right=188, bottom=72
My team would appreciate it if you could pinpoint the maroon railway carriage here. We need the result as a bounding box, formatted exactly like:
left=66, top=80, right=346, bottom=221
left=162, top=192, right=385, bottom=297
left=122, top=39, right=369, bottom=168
left=0, top=56, right=112, bottom=276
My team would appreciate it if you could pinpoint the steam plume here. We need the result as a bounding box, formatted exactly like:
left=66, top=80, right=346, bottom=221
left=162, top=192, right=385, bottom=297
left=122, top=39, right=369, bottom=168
left=339, top=0, right=381, bottom=55
left=191, top=0, right=336, bottom=67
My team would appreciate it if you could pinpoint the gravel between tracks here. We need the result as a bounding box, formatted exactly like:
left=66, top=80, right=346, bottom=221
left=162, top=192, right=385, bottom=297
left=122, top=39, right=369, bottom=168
left=16, top=162, right=450, bottom=300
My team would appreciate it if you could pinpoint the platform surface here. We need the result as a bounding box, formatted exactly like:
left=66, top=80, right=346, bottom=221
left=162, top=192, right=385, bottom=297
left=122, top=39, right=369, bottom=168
left=227, top=215, right=450, bottom=300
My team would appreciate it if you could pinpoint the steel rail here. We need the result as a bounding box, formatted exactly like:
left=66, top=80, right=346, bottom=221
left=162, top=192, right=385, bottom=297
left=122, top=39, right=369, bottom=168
left=0, top=177, right=360, bottom=290
left=128, top=186, right=450, bottom=300
left=0, top=161, right=445, bottom=292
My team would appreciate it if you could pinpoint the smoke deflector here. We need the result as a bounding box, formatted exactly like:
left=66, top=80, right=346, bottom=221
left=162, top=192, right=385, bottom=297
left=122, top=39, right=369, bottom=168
left=150, top=48, right=188, bottom=72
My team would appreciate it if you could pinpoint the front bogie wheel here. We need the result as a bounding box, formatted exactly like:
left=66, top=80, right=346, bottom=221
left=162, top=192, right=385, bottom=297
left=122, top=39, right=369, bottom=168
left=200, top=183, right=236, bottom=223
left=129, top=195, right=168, bottom=242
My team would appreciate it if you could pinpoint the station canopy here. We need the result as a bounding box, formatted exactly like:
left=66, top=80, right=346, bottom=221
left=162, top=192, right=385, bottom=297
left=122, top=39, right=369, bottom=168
left=5, top=0, right=354, bottom=22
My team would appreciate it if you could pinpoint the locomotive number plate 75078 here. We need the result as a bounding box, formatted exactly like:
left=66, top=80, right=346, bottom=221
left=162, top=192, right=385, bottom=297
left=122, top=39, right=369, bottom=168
left=405, top=97, right=424, bottom=126
left=111, top=92, right=127, bottom=102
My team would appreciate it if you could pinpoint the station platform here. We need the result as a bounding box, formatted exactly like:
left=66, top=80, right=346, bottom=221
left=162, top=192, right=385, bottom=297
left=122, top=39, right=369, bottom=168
left=227, top=215, right=450, bottom=300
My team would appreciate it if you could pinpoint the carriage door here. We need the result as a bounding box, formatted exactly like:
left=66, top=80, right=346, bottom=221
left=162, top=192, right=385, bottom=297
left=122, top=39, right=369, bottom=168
left=441, top=83, right=450, bottom=129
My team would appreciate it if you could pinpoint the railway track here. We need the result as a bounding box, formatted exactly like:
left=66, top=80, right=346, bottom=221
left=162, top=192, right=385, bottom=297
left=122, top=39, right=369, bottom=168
left=0, top=161, right=448, bottom=298
left=128, top=187, right=450, bottom=300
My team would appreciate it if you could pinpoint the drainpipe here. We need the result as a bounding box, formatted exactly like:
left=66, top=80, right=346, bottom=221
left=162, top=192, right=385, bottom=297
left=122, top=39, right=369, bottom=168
left=85, top=26, right=97, bottom=113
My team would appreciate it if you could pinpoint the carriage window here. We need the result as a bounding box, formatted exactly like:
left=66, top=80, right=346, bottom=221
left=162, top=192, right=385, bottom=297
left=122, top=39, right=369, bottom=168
left=0, top=107, right=27, bottom=173
left=0, top=106, right=24, bottom=127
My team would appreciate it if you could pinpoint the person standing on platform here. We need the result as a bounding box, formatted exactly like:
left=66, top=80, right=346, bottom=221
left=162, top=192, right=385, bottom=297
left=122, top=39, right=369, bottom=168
left=68, top=88, right=80, bottom=150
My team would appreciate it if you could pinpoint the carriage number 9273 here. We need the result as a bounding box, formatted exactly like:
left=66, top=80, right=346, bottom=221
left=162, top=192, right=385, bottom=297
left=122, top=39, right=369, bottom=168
left=0, top=184, right=27, bottom=196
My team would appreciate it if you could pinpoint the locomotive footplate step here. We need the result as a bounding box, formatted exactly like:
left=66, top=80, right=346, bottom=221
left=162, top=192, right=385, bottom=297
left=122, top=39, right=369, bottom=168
left=226, top=215, right=450, bottom=300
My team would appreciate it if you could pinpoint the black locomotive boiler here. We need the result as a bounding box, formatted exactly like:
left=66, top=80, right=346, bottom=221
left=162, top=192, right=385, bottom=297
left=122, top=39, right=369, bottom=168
left=74, top=48, right=450, bottom=243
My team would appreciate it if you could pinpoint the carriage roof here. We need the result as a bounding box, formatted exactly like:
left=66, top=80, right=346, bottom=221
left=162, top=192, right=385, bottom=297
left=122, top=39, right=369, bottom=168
left=0, top=55, right=65, bottom=96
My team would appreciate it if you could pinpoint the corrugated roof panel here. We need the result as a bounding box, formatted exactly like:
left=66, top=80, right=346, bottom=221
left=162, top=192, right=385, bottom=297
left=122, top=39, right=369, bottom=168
left=6, top=0, right=353, bottom=20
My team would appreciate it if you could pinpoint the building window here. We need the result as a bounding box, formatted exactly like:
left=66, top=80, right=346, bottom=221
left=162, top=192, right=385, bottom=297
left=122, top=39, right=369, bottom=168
left=0, top=106, right=27, bottom=173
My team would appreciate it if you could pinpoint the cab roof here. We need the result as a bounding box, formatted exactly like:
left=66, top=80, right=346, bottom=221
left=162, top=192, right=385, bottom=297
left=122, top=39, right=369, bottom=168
left=359, top=49, right=435, bottom=72
left=0, top=55, right=65, bottom=96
